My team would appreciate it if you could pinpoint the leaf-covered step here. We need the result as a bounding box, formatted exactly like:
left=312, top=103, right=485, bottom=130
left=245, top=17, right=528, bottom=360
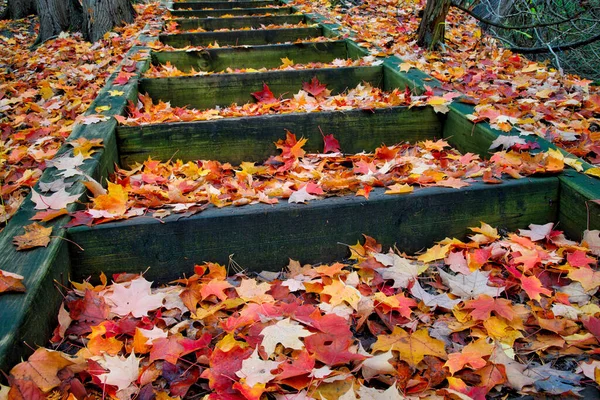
left=138, top=66, right=383, bottom=109
left=159, top=26, right=323, bottom=47
left=170, top=14, right=305, bottom=31
left=168, top=6, right=294, bottom=18
left=171, top=0, right=278, bottom=10
left=66, top=177, right=559, bottom=282
left=117, top=106, right=442, bottom=165
left=151, top=40, right=358, bottom=72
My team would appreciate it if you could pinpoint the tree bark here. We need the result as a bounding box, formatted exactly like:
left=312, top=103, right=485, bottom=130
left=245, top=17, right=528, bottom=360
left=34, top=0, right=83, bottom=44
left=81, top=0, right=136, bottom=42
left=416, top=0, right=452, bottom=50
left=0, top=0, right=36, bottom=20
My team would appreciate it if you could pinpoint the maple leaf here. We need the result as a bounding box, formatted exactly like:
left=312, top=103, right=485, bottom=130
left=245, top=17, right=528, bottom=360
left=0, top=269, right=26, bottom=293
left=10, top=348, right=75, bottom=392
left=371, top=327, right=446, bottom=367
left=410, top=280, right=461, bottom=310
left=260, top=318, right=312, bottom=356
left=251, top=83, right=278, bottom=104
left=149, top=332, right=212, bottom=364
left=94, top=352, right=140, bottom=392
left=200, top=278, right=233, bottom=301
left=321, top=278, right=362, bottom=310
left=80, top=114, right=109, bottom=125
left=355, top=384, right=405, bottom=399
left=360, top=349, right=395, bottom=381
left=236, top=278, right=274, bottom=303
left=374, top=252, right=426, bottom=288
left=31, top=188, right=80, bottom=210
left=302, top=76, right=327, bottom=97
left=289, top=186, right=320, bottom=204
left=444, top=338, right=492, bottom=374
left=489, top=344, right=535, bottom=391
left=113, top=71, right=136, bottom=85
left=322, top=132, right=341, bottom=153
left=520, top=274, right=552, bottom=301
left=518, top=222, right=554, bottom=241
left=30, top=208, right=69, bottom=222
left=384, top=183, right=413, bottom=194
left=463, top=294, right=516, bottom=320
left=438, top=269, right=505, bottom=299
left=13, top=222, right=52, bottom=250
left=236, top=348, right=282, bottom=387
left=92, top=182, right=129, bottom=216
left=103, top=277, right=165, bottom=317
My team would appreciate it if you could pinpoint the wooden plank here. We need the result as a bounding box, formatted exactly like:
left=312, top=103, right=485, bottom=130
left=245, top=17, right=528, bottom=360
left=159, top=27, right=323, bottom=47
left=139, top=66, right=383, bottom=109
left=151, top=40, right=348, bottom=72
left=171, top=14, right=305, bottom=31
left=67, top=177, right=560, bottom=283
left=168, top=7, right=294, bottom=18
left=117, top=106, right=442, bottom=165
left=172, top=1, right=278, bottom=10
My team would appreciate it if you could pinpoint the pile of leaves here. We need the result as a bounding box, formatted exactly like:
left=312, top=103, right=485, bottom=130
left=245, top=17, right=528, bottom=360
left=44, top=133, right=565, bottom=227
left=117, top=77, right=463, bottom=125
left=163, top=21, right=318, bottom=34
left=289, top=0, right=600, bottom=165
left=0, top=2, right=165, bottom=225
left=143, top=56, right=383, bottom=78
left=4, top=222, right=600, bottom=399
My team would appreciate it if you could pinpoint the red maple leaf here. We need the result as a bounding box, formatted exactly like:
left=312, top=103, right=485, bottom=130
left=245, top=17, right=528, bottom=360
left=322, top=132, right=341, bottom=153
left=149, top=332, right=212, bottom=364
left=113, top=71, right=135, bottom=86
left=251, top=83, right=278, bottom=104
left=302, top=76, right=327, bottom=97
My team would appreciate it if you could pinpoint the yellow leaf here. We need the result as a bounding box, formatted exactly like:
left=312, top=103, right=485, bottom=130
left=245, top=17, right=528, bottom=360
left=40, top=86, right=53, bottom=100
left=108, top=90, right=125, bottom=96
left=384, top=183, right=413, bottom=194
left=585, top=167, right=600, bottom=178
left=95, top=105, right=111, bottom=113
left=280, top=57, right=295, bottom=68
left=399, top=63, right=412, bottom=72
left=372, top=327, right=446, bottom=366
left=417, top=243, right=451, bottom=263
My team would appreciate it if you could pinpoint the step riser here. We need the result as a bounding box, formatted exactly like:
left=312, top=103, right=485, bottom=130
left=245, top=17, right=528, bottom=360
left=139, top=66, right=383, bottom=109
left=152, top=40, right=352, bottom=72
left=172, top=1, right=278, bottom=10
left=169, top=7, right=294, bottom=18
left=159, top=27, right=323, bottom=47
left=171, top=15, right=305, bottom=31
left=67, top=178, right=559, bottom=282
left=117, top=107, right=442, bottom=165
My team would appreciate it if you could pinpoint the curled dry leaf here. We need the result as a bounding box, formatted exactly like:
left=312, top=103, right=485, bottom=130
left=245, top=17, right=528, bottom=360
left=12, top=222, right=52, bottom=251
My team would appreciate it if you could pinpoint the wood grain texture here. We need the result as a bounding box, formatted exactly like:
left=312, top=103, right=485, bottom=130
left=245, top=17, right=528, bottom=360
left=67, top=177, right=559, bottom=282
left=139, top=66, right=383, bottom=109
left=151, top=40, right=350, bottom=72
left=172, top=1, right=278, bottom=10
left=159, top=27, right=323, bottom=47
left=171, top=14, right=305, bottom=31
left=168, top=7, right=294, bottom=18
left=117, top=106, right=442, bottom=165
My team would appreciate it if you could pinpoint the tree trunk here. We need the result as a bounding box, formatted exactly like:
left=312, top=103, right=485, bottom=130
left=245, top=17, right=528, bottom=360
left=34, top=0, right=83, bottom=44
left=1, top=0, right=36, bottom=19
left=416, top=0, right=452, bottom=50
left=81, top=0, right=136, bottom=42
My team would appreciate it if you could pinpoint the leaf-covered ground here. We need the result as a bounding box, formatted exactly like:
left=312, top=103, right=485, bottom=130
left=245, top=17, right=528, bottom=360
left=4, top=223, right=600, bottom=399
left=0, top=3, right=164, bottom=226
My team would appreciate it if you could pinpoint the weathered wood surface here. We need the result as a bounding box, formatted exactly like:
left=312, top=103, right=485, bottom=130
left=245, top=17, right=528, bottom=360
left=139, top=66, right=383, bottom=109
left=168, top=7, right=293, bottom=18
left=151, top=40, right=351, bottom=72
left=117, top=106, right=442, bottom=165
left=171, top=14, right=305, bottom=31
left=67, top=177, right=559, bottom=283
left=159, top=27, right=323, bottom=47
left=172, top=0, right=278, bottom=10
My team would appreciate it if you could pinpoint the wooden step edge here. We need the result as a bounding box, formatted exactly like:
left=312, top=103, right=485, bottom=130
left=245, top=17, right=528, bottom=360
left=167, top=7, right=295, bottom=18
left=66, top=177, right=560, bottom=283
left=172, top=0, right=279, bottom=10
left=168, top=14, right=306, bottom=31
left=116, top=106, right=442, bottom=165
left=0, top=22, right=161, bottom=374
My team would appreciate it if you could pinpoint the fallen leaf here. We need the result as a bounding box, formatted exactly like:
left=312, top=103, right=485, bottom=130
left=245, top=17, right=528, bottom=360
left=13, top=222, right=52, bottom=250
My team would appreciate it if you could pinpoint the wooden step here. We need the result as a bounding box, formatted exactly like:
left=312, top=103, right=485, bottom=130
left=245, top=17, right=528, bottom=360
left=159, top=26, right=323, bottom=47
left=172, top=0, right=278, bottom=10
left=169, top=6, right=294, bottom=18
left=66, top=177, right=559, bottom=282
left=117, top=106, right=442, bottom=165
left=151, top=40, right=359, bottom=72
left=170, top=14, right=305, bottom=31
left=138, top=65, right=383, bottom=109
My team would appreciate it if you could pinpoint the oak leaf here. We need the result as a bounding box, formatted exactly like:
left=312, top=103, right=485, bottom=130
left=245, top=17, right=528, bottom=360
left=371, top=327, right=446, bottom=367
left=13, top=222, right=52, bottom=250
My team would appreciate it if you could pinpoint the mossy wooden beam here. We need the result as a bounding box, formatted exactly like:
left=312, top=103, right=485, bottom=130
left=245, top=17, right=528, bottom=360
left=171, top=14, right=305, bottom=31
left=0, top=39, right=153, bottom=373
left=151, top=40, right=349, bottom=72
left=117, top=106, right=442, bottom=165
left=172, top=0, right=278, bottom=10
left=168, top=7, right=294, bottom=18
left=159, top=27, right=323, bottom=47
left=67, top=177, right=559, bottom=283
left=139, top=66, right=383, bottom=109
